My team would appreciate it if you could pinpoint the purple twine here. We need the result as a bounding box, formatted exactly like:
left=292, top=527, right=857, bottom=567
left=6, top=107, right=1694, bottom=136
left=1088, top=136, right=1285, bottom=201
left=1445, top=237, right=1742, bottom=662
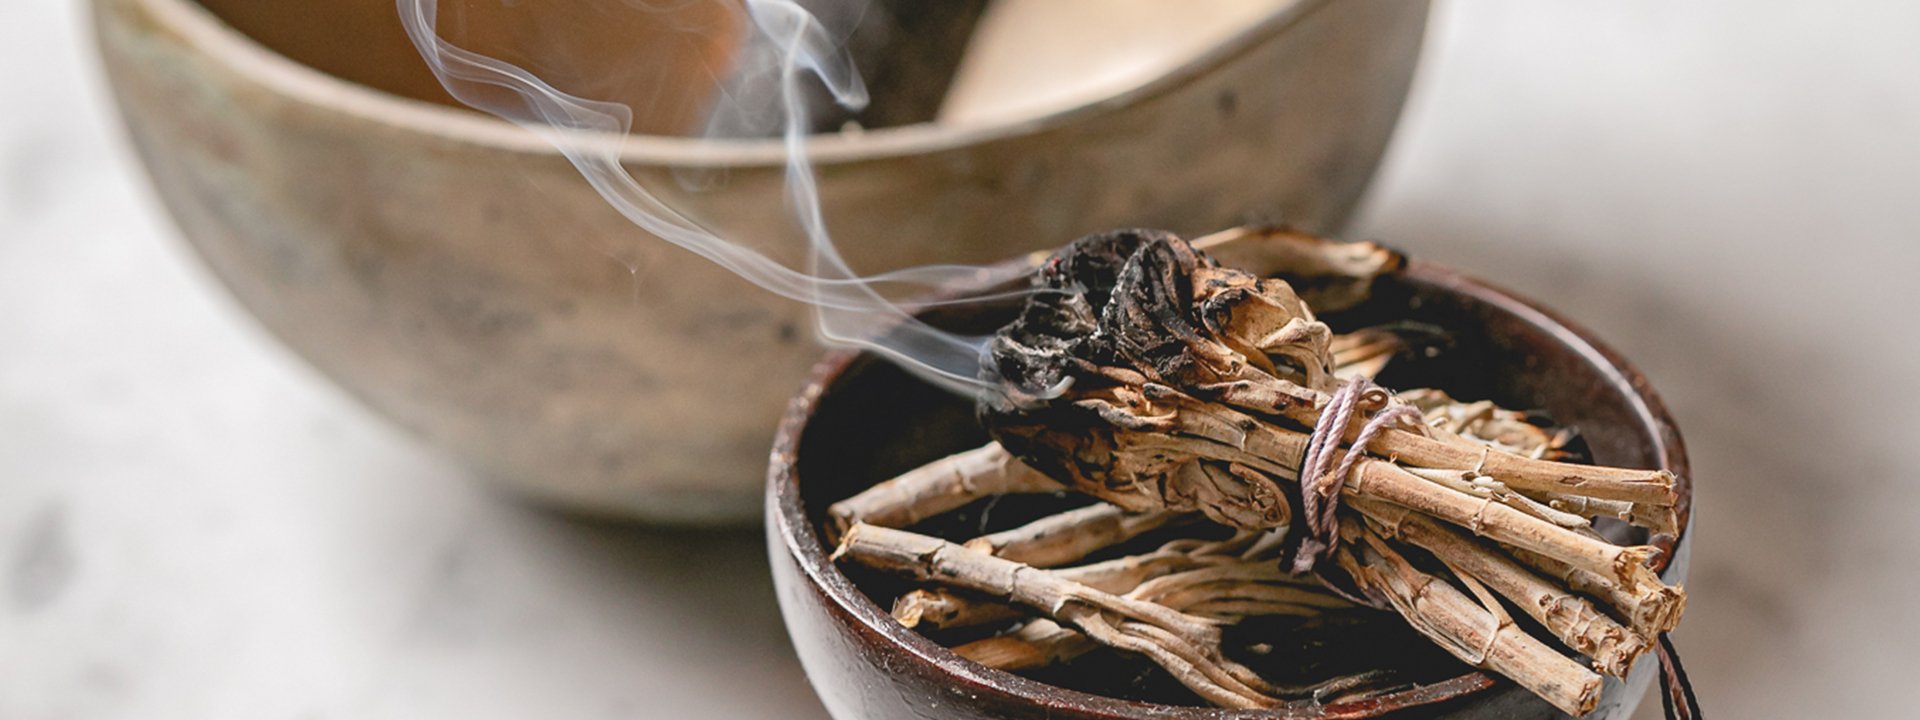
left=1292, top=376, right=1425, bottom=574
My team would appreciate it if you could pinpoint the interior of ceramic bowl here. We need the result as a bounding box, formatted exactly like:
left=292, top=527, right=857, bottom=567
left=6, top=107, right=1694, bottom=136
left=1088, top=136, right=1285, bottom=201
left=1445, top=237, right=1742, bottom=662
left=786, top=263, right=1688, bottom=716
left=190, top=0, right=994, bottom=135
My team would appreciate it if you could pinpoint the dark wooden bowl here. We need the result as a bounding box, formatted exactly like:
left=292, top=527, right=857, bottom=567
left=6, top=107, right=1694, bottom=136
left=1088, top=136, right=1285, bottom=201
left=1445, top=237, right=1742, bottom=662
left=767, top=257, right=1692, bottom=719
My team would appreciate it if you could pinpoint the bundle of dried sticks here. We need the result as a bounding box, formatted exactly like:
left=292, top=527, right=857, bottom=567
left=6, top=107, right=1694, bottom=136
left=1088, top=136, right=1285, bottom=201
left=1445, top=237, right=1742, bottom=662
left=830, top=228, right=1690, bottom=717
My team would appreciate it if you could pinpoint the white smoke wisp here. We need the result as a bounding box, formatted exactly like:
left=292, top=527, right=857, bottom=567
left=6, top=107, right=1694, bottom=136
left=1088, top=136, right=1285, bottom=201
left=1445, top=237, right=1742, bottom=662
left=395, top=0, right=1037, bottom=396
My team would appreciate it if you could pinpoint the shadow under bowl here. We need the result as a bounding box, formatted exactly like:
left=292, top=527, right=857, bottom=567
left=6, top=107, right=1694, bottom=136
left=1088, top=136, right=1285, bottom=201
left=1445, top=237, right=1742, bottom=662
left=767, top=257, right=1693, bottom=719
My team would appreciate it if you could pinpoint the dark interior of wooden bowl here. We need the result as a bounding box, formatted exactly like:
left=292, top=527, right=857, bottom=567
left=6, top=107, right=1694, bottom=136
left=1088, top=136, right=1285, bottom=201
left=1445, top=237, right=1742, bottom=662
left=790, top=265, right=1677, bottom=715
left=191, top=0, right=988, bottom=134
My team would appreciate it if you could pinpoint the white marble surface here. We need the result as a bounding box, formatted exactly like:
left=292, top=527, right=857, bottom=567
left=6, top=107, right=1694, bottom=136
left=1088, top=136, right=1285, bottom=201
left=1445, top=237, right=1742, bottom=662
left=3, top=0, right=1917, bottom=718
left=1356, top=2, right=1920, bottom=717
left=0, top=2, right=825, bottom=718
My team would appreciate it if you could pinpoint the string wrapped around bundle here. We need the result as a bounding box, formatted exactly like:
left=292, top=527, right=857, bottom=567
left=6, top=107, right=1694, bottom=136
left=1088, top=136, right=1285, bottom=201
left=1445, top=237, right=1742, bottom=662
left=831, top=227, right=1697, bottom=717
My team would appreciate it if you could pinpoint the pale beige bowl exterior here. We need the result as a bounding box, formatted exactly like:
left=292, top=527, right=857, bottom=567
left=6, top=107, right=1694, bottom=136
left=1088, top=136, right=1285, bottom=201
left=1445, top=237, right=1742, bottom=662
left=92, top=0, right=1429, bottom=523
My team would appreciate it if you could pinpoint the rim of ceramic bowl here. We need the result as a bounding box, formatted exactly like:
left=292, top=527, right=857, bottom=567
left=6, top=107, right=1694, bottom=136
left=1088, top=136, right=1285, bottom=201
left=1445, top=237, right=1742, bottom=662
left=768, top=256, right=1692, bottom=718
left=129, top=0, right=1339, bottom=166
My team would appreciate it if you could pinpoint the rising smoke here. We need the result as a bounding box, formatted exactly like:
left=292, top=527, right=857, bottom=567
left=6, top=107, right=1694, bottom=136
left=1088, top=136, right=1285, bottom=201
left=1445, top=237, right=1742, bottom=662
left=395, top=0, right=1039, bottom=396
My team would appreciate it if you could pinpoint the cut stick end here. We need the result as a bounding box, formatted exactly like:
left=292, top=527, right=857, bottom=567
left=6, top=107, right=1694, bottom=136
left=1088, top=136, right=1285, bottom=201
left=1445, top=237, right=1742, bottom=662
left=1588, top=632, right=1654, bottom=678
left=1564, top=674, right=1604, bottom=717
left=892, top=589, right=976, bottom=630
left=1615, top=545, right=1663, bottom=583
left=1661, top=586, right=1689, bottom=631
left=891, top=599, right=926, bottom=629
left=1624, top=586, right=1688, bottom=638
left=962, top=537, right=998, bottom=555
left=1646, top=508, right=1682, bottom=537
left=955, top=635, right=1070, bottom=671
left=828, top=522, right=867, bottom=563
left=824, top=512, right=856, bottom=546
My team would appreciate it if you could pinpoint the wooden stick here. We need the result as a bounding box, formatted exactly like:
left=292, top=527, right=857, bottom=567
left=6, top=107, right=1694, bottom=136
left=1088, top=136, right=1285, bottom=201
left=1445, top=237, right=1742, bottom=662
left=1345, top=454, right=1667, bottom=597
left=892, top=589, right=1021, bottom=631
left=1189, top=227, right=1403, bottom=289
left=1158, top=403, right=1669, bottom=594
left=1337, top=529, right=1603, bottom=716
left=1545, top=493, right=1681, bottom=536
left=964, top=503, right=1182, bottom=567
left=826, top=443, right=1062, bottom=539
left=1330, top=328, right=1403, bottom=368
left=955, top=589, right=1345, bottom=673
left=953, top=618, right=1094, bottom=670
left=1354, top=498, right=1652, bottom=676
left=953, top=561, right=1351, bottom=672
left=1126, top=561, right=1338, bottom=604
left=836, top=524, right=1281, bottom=709
left=1506, top=545, right=1687, bottom=638
left=894, top=524, right=1272, bottom=631
left=1332, top=328, right=1403, bottom=381
left=1401, top=466, right=1602, bottom=533
left=893, top=549, right=1208, bottom=630
left=1189, top=377, right=1677, bottom=506
left=1369, top=425, right=1676, bottom=506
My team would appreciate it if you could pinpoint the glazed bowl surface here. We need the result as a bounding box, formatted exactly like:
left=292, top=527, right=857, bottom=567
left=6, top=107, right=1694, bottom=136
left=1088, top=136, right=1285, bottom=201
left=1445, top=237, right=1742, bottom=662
left=93, top=0, right=1429, bottom=522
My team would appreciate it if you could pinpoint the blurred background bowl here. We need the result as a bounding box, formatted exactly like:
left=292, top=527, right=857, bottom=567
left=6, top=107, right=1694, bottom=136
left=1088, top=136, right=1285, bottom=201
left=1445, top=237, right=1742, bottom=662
left=767, top=256, right=1692, bottom=719
left=92, top=0, right=1429, bottom=523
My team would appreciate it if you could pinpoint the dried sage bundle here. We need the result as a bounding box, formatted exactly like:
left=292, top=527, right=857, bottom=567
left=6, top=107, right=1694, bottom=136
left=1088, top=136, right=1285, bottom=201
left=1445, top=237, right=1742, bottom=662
left=832, top=228, right=1692, bottom=717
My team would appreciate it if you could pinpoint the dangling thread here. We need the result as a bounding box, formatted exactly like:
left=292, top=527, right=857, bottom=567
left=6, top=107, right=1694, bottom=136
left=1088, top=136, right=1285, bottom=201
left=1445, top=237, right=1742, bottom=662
left=1658, top=632, right=1704, bottom=720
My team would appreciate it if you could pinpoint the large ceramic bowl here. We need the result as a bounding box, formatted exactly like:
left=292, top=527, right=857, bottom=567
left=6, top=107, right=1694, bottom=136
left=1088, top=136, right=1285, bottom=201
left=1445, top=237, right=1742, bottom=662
left=768, top=257, right=1692, bottom=719
left=93, top=0, right=1430, bottom=523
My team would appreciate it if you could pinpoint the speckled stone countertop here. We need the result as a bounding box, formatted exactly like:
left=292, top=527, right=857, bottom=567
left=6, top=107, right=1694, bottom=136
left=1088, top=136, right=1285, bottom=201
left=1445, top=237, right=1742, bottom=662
left=4, top=1, right=1916, bottom=718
